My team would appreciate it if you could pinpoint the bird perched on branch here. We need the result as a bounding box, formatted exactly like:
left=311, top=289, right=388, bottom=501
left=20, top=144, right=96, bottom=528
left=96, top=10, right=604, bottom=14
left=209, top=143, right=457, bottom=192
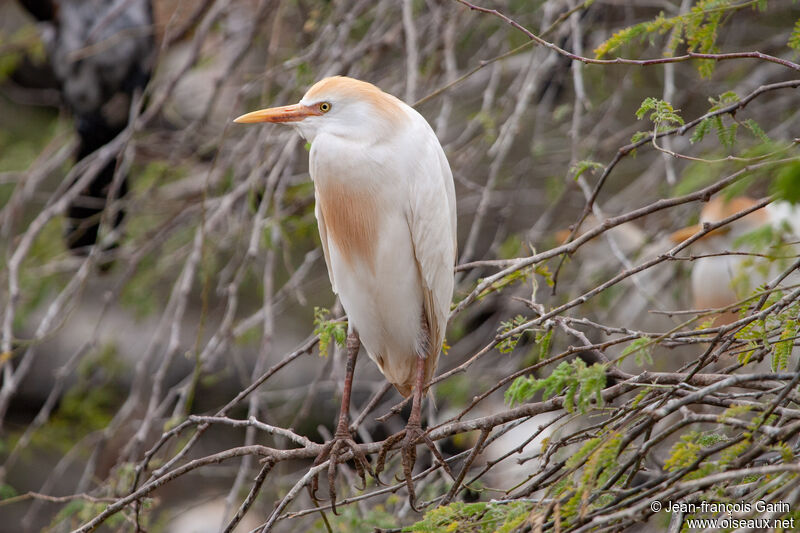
left=235, top=76, right=457, bottom=509
left=671, top=196, right=800, bottom=324
left=18, top=0, right=155, bottom=254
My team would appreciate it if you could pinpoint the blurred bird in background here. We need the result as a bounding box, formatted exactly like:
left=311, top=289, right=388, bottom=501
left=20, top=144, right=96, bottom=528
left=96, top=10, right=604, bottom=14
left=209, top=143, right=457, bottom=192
left=671, top=196, right=800, bottom=325
left=17, top=0, right=155, bottom=255
left=235, top=76, right=457, bottom=509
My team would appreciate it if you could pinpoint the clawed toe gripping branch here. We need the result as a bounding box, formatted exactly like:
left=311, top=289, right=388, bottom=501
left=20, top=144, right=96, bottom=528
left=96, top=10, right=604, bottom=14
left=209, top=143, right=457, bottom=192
left=374, top=423, right=454, bottom=512
left=310, top=429, right=374, bottom=514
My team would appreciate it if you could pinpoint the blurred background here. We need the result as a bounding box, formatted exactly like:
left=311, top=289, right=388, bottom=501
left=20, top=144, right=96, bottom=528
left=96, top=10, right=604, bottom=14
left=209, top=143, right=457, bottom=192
left=0, top=0, right=799, bottom=531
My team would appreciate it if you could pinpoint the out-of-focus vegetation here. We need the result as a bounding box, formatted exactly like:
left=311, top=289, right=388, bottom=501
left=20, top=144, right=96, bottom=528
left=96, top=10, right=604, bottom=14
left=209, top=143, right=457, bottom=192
left=1, top=0, right=800, bottom=531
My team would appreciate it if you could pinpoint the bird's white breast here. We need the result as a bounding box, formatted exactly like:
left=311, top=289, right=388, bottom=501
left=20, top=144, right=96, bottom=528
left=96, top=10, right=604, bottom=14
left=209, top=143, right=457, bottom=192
left=309, top=120, right=441, bottom=388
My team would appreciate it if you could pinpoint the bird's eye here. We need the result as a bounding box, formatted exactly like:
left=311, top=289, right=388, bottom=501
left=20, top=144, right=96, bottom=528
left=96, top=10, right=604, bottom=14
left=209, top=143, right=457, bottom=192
left=319, top=102, right=331, bottom=113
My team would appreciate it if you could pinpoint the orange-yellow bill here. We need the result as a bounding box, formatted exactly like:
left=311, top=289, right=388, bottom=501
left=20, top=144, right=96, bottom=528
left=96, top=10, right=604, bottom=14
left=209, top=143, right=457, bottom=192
left=233, top=103, right=320, bottom=123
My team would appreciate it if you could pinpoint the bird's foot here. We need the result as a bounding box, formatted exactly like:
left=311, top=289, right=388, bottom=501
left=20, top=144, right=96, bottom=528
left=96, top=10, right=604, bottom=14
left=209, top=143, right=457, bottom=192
left=375, top=424, right=452, bottom=511
left=310, top=429, right=373, bottom=514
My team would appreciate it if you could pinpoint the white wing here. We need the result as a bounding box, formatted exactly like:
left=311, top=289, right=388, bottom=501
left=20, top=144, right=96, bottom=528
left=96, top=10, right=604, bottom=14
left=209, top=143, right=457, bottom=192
left=407, top=129, right=457, bottom=358
left=314, top=191, right=336, bottom=293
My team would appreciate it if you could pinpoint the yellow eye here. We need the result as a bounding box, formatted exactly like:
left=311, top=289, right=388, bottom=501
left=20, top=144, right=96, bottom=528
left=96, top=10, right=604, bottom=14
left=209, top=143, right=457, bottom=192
left=319, top=102, right=331, bottom=113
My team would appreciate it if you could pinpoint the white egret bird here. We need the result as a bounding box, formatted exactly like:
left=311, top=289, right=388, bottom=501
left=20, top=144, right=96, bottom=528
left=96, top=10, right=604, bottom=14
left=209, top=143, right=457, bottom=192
left=235, top=76, right=457, bottom=508
left=671, top=196, right=800, bottom=324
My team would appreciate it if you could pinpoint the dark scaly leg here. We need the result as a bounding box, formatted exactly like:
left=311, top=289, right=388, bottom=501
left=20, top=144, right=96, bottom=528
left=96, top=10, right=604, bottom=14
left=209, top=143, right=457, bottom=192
left=375, top=321, right=453, bottom=510
left=311, top=331, right=373, bottom=514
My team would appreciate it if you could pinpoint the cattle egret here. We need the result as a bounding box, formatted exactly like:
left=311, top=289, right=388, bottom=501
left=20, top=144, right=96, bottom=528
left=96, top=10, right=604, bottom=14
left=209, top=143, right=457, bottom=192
left=671, top=196, right=800, bottom=324
left=235, top=76, right=457, bottom=508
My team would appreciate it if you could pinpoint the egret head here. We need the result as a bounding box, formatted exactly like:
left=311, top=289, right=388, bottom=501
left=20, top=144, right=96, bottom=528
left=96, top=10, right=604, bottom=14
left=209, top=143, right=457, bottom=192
left=234, top=76, right=407, bottom=143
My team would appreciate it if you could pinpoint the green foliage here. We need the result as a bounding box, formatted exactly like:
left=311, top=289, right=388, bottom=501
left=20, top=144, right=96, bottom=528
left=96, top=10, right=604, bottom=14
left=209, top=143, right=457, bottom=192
left=505, top=359, right=606, bottom=413
left=32, top=345, right=126, bottom=454
left=717, top=404, right=753, bottom=423
left=771, top=160, right=800, bottom=204
left=674, top=159, right=715, bottom=195
left=664, top=432, right=703, bottom=471
left=496, top=315, right=529, bottom=354
left=594, top=12, right=677, bottom=59
left=51, top=500, right=127, bottom=530
left=735, top=294, right=793, bottom=358
left=437, top=375, right=472, bottom=407
left=15, top=219, right=66, bottom=329
left=689, top=115, right=713, bottom=144
left=772, top=319, right=796, bottom=372
left=664, top=431, right=727, bottom=472
left=719, top=437, right=751, bottom=466
left=132, top=160, right=188, bottom=193
left=789, top=18, right=800, bottom=51
left=0, top=483, right=17, bottom=500
left=0, top=26, right=46, bottom=82
left=536, top=329, right=554, bottom=363
left=690, top=92, right=745, bottom=148
left=594, top=0, right=744, bottom=75
left=313, top=502, right=397, bottom=532
left=313, top=307, right=346, bottom=357
left=565, top=437, right=603, bottom=470
left=636, top=97, right=684, bottom=132
left=562, top=432, right=623, bottom=519
left=570, top=160, right=604, bottom=181
left=595, top=0, right=779, bottom=77
left=731, top=225, right=775, bottom=251
left=621, top=336, right=653, bottom=365
left=713, top=115, right=736, bottom=148
left=120, top=254, right=161, bottom=319
left=404, top=501, right=531, bottom=533
left=476, top=266, right=533, bottom=301
left=773, top=442, right=794, bottom=464
left=497, top=234, right=524, bottom=260
left=742, top=118, right=770, bottom=144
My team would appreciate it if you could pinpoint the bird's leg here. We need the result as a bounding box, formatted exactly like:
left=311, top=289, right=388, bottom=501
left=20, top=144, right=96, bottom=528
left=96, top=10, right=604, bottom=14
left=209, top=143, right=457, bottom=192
left=375, top=356, right=453, bottom=511
left=311, top=331, right=373, bottom=513
left=399, top=355, right=427, bottom=508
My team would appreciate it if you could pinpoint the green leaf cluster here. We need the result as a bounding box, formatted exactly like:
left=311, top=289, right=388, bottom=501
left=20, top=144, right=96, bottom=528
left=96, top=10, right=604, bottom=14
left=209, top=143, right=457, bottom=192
left=505, top=359, right=606, bottom=413
left=635, top=97, right=684, bottom=132
left=594, top=0, right=752, bottom=77
left=771, top=160, right=800, bottom=204
left=535, top=329, right=553, bottom=363
left=476, top=266, right=532, bottom=301
left=664, top=431, right=727, bottom=472
left=496, top=315, right=529, bottom=354
left=734, top=294, right=797, bottom=367
left=404, top=501, right=531, bottom=533
left=313, top=306, right=346, bottom=357
left=789, top=18, right=800, bottom=51
left=313, top=502, right=397, bottom=532
left=562, top=432, right=623, bottom=519
left=594, top=12, right=678, bottom=59
left=570, top=160, right=604, bottom=181
left=620, top=336, right=653, bottom=365
left=772, top=319, right=796, bottom=372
